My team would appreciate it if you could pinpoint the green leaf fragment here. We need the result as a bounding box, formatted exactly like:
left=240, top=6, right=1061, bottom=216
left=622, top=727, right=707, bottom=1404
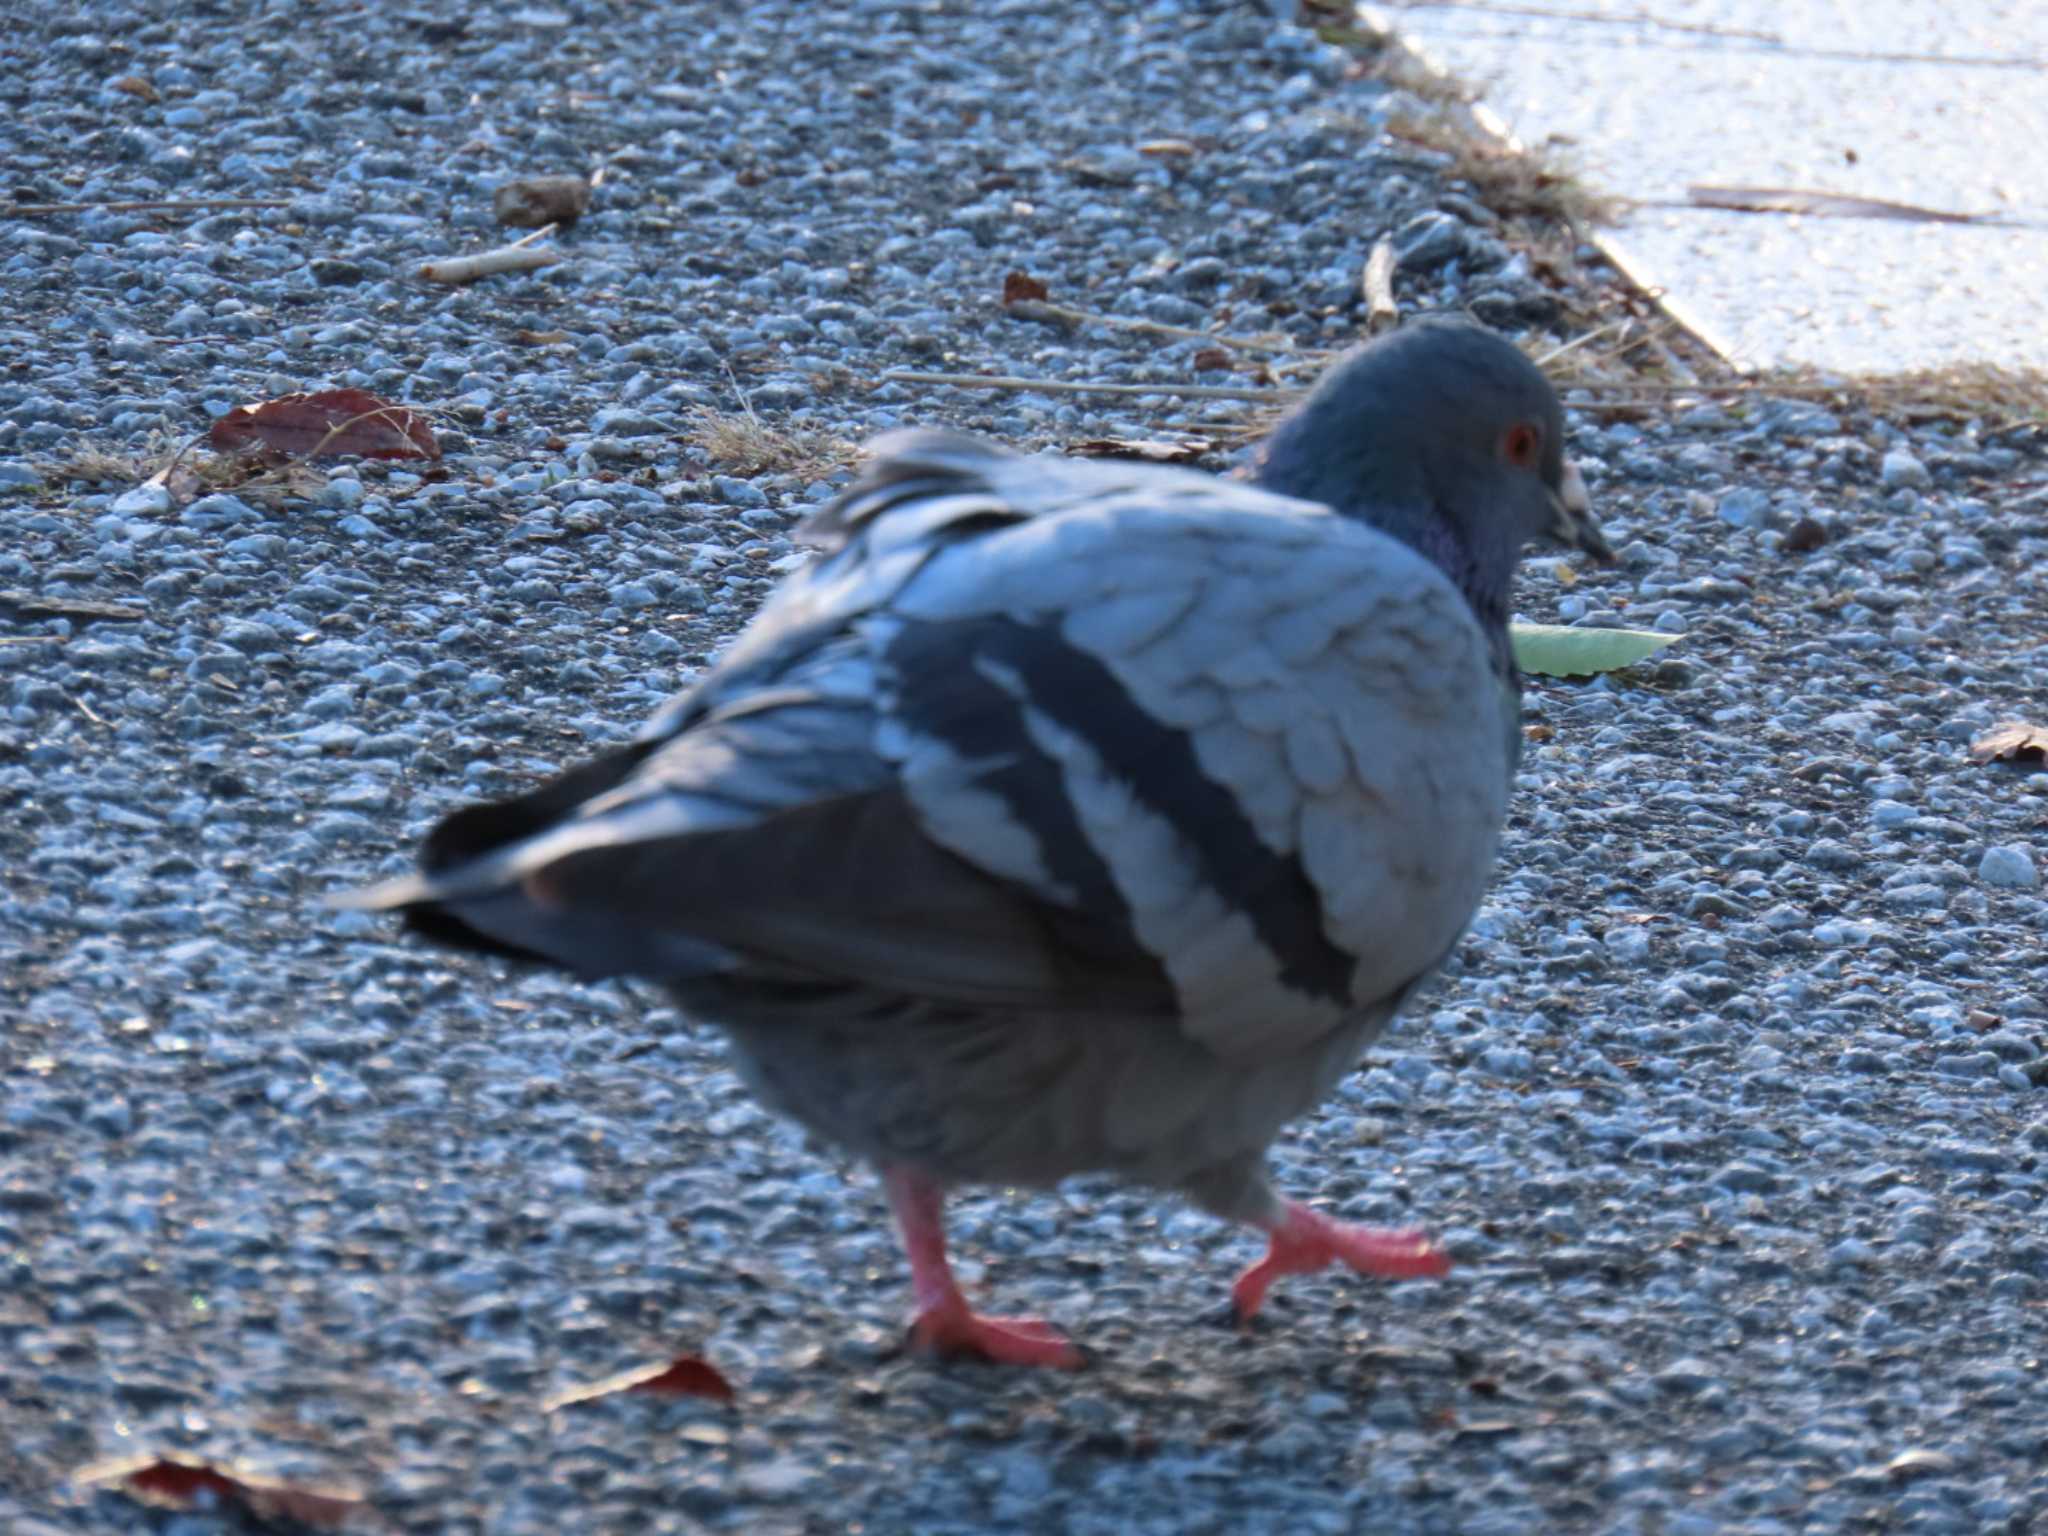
left=1511, top=623, right=1678, bottom=678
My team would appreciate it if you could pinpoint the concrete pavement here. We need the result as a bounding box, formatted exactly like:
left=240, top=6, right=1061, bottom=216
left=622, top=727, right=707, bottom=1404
left=1371, top=0, right=2048, bottom=374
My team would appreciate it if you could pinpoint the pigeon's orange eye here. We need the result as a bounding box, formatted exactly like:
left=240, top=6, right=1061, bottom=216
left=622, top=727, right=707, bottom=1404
left=1502, top=422, right=1542, bottom=469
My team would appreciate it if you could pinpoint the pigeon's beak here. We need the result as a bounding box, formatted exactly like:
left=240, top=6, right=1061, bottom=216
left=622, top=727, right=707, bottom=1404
left=1547, top=459, right=1612, bottom=564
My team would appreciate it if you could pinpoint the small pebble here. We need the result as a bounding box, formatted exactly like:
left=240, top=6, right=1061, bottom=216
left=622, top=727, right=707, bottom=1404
left=1977, top=845, right=2039, bottom=890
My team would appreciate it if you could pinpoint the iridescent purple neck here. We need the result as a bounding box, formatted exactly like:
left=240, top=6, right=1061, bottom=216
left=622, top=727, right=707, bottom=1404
left=1410, top=517, right=1509, bottom=628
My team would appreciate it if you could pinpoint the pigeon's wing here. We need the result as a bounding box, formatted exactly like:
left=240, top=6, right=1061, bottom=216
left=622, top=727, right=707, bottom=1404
left=339, top=629, right=1171, bottom=1011
left=339, top=432, right=1513, bottom=1054
left=865, top=437, right=1515, bottom=1056
left=337, top=433, right=1177, bottom=1012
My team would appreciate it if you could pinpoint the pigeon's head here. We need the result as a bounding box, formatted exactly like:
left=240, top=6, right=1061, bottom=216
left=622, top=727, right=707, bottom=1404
left=1255, top=319, right=1609, bottom=611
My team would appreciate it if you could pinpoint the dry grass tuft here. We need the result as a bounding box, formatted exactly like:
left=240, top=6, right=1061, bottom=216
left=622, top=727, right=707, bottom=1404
left=198, top=455, right=331, bottom=508
left=1526, top=316, right=1701, bottom=393
left=40, top=442, right=153, bottom=485
left=38, top=431, right=331, bottom=508
left=1750, top=362, right=2048, bottom=427
left=686, top=406, right=854, bottom=479
left=1230, top=320, right=2048, bottom=433
left=1524, top=327, right=2048, bottom=429
left=1431, top=130, right=1623, bottom=231
left=1302, top=3, right=1476, bottom=107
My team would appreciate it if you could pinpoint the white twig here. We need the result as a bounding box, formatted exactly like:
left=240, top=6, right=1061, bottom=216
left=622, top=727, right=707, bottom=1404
left=418, top=224, right=563, bottom=285
left=1362, top=239, right=1400, bottom=335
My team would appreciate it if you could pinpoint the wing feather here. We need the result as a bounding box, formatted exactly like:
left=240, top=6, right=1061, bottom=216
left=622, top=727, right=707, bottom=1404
left=341, top=431, right=1511, bottom=1060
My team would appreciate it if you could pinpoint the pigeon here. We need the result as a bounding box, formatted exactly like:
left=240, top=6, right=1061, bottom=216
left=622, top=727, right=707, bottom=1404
left=335, top=318, right=1609, bottom=1368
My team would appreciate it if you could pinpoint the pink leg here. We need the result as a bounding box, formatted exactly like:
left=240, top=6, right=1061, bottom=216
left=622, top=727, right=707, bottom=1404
left=1232, top=1199, right=1450, bottom=1320
left=882, top=1167, right=1085, bottom=1369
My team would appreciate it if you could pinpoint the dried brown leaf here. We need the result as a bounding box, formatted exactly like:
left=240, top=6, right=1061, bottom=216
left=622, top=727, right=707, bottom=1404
left=494, top=175, right=591, bottom=228
left=1970, top=722, right=2048, bottom=766
left=1001, top=270, right=1050, bottom=306
left=109, top=75, right=160, bottom=102
left=544, top=1353, right=736, bottom=1410
left=76, top=1453, right=364, bottom=1527
left=1781, top=516, right=1828, bottom=554
left=210, top=389, right=439, bottom=462
left=1058, top=154, right=1139, bottom=187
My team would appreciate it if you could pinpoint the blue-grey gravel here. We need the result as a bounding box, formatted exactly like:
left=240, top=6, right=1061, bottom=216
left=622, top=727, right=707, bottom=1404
left=337, top=321, right=1609, bottom=1366
left=5, top=0, right=2048, bottom=1531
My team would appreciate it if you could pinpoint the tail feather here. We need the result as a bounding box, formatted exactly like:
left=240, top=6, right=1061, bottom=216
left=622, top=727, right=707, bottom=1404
left=421, top=737, right=660, bottom=874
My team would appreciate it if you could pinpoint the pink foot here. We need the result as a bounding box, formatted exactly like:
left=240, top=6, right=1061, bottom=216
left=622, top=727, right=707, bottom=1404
left=908, top=1301, right=1086, bottom=1369
left=1232, top=1199, right=1450, bottom=1320
left=883, top=1166, right=1086, bottom=1370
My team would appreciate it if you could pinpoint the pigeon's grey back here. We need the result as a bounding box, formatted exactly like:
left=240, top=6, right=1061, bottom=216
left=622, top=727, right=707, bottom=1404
left=357, top=430, right=1517, bottom=1202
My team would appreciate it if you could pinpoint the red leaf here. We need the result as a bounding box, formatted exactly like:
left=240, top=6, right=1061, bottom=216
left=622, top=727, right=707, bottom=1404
left=209, top=389, right=440, bottom=461
left=120, top=1460, right=242, bottom=1504
left=630, top=1356, right=736, bottom=1400
left=1002, top=270, right=1050, bottom=306
left=543, top=1352, right=736, bottom=1410
left=76, top=1454, right=364, bottom=1528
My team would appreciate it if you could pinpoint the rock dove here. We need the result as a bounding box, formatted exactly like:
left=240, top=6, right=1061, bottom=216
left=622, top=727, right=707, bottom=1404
left=336, top=318, right=1609, bottom=1368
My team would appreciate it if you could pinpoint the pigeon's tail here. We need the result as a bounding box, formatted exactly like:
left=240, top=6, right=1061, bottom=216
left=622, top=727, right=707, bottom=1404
left=326, top=648, right=894, bottom=985
left=323, top=732, right=735, bottom=980
left=330, top=870, right=732, bottom=981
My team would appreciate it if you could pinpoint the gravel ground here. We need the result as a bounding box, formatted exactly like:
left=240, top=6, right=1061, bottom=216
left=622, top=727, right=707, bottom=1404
left=5, top=2, right=2048, bottom=1533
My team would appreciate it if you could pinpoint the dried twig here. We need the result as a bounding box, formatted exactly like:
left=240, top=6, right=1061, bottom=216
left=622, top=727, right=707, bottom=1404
left=1642, top=331, right=1700, bottom=389
left=1362, top=239, right=1400, bottom=334
left=2, top=197, right=291, bottom=218
left=880, top=370, right=1289, bottom=402
left=1685, top=184, right=1994, bottom=224
left=1003, top=299, right=1298, bottom=356
left=141, top=432, right=206, bottom=485
left=418, top=223, right=563, bottom=284
left=0, top=592, right=147, bottom=625
left=1532, top=315, right=1638, bottom=372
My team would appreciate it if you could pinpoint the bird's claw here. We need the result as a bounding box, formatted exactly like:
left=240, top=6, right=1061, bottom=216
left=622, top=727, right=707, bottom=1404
left=1232, top=1201, right=1450, bottom=1322
left=906, top=1303, right=1087, bottom=1369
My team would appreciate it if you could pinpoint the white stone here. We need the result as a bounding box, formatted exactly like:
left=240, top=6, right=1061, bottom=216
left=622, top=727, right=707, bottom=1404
left=110, top=483, right=172, bottom=516
left=1881, top=449, right=1932, bottom=491
left=1978, top=845, right=2039, bottom=890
